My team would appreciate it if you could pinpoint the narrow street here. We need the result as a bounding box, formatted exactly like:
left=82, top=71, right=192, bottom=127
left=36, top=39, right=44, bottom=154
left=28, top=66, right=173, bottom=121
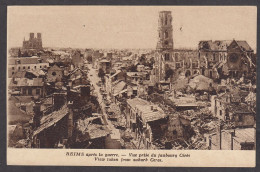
left=87, top=64, right=117, bottom=132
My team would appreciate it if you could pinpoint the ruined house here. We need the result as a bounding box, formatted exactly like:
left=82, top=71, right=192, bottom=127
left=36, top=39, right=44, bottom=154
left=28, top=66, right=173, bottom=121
left=126, top=98, right=168, bottom=149
left=9, top=77, right=45, bottom=98
left=211, top=91, right=255, bottom=127
left=205, top=127, right=255, bottom=150
left=166, top=114, right=193, bottom=142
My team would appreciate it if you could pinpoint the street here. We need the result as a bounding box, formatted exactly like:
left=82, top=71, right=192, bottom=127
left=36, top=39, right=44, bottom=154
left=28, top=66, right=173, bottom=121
left=87, top=64, right=117, bottom=132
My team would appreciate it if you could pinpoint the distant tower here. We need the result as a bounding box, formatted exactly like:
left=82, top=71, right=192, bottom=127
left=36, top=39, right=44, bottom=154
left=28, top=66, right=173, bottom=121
left=156, top=11, right=173, bottom=50
left=37, top=33, right=41, bottom=39
left=29, top=33, right=34, bottom=40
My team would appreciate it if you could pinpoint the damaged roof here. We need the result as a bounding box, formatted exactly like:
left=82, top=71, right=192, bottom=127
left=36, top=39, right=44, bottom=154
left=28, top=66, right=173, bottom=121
left=9, top=78, right=44, bottom=87
left=232, top=128, right=255, bottom=143
left=33, top=105, right=69, bottom=137
left=199, top=40, right=253, bottom=52
left=136, top=104, right=167, bottom=123
left=113, top=81, right=127, bottom=96
left=127, top=97, right=150, bottom=109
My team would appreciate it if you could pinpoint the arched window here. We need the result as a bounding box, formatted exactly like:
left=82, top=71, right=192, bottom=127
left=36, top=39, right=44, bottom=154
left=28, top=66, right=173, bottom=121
left=175, top=53, right=179, bottom=61
left=164, top=31, right=168, bottom=38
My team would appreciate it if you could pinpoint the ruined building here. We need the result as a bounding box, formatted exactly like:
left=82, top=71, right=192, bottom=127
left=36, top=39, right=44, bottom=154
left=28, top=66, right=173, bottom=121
left=23, top=33, right=43, bottom=50
left=198, top=40, right=254, bottom=79
left=153, top=11, right=255, bottom=85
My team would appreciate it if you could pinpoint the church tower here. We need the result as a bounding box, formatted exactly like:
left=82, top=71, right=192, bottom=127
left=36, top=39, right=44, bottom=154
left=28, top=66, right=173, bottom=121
left=156, top=11, right=173, bottom=50
left=154, top=11, right=174, bottom=83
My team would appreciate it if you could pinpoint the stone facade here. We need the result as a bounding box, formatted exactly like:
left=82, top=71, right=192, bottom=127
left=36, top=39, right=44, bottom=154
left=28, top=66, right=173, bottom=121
left=23, top=33, right=43, bottom=50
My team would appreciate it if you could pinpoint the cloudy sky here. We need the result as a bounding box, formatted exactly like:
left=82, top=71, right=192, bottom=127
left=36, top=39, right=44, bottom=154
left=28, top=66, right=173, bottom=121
left=8, top=6, right=257, bottom=50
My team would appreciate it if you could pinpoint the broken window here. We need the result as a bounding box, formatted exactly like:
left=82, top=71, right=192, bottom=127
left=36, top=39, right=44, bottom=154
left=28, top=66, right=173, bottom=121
left=220, top=110, right=222, bottom=116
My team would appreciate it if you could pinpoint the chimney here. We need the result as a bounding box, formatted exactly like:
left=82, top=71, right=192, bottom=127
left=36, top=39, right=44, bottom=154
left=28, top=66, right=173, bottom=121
left=33, top=101, right=42, bottom=129
left=67, top=101, right=74, bottom=138
left=53, top=93, right=66, bottom=110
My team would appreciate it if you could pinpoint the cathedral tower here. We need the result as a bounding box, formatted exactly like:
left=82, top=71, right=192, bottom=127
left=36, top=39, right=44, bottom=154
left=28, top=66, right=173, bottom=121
left=156, top=11, right=173, bottom=50
left=154, top=11, right=174, bottom=83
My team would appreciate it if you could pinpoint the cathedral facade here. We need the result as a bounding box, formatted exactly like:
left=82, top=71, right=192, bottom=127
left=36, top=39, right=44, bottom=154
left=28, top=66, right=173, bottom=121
left=23, top=33, right=43, bottom=50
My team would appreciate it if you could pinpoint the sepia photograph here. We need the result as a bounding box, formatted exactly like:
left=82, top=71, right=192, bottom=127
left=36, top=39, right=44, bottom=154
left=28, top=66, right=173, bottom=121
left=6, top=6, right=257, bottom=166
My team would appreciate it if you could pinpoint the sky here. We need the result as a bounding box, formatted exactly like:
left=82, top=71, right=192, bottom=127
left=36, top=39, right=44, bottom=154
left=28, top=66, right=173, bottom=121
left=8, top=6, right=257, bottom=50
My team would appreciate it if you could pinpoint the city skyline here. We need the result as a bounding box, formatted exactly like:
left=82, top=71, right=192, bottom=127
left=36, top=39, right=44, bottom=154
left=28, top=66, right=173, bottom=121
left=8, top=6, right=257, bottom=51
